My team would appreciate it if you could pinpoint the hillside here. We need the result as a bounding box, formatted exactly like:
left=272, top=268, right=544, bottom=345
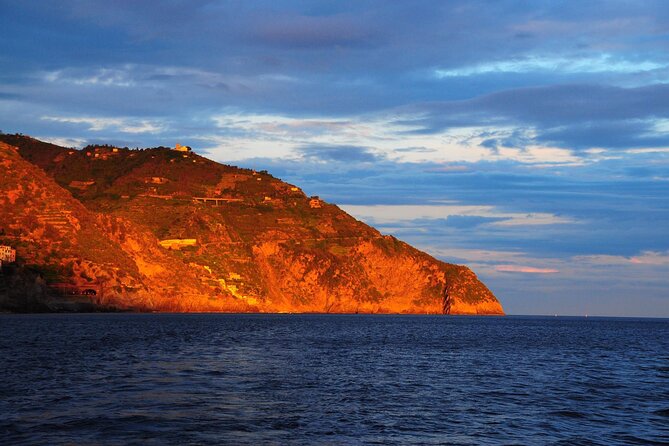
left=0, top=133, right=504, bottom=314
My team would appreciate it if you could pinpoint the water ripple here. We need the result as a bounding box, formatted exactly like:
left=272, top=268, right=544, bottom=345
left=1, top=314, right=668, bottom=445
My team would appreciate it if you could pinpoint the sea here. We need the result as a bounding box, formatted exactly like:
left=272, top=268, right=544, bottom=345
left=0, top=314, right=667, bottom=445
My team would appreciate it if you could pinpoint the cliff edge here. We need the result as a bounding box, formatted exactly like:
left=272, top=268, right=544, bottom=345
left=0, top=134, right=503, bottom=314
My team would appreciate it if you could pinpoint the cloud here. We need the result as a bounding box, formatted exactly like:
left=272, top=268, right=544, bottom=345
left=251, top=14, right=375, bottom=48
left=211, top=114, right=357, bottom=139
left=39, top=64, right=266, bottom=94
left=401, top=83, right=669, bottom=152
left=296, top=144, right=380, bottom=163
left=569, top=253, right=669, bottom=266
left=418, top=83, right=669, bottom=129
left=539, top=120, right=669, bottom=150
left=3, top=0, right=669, bottom=316
left=630, top=251, right=669, bottom=265
left=427, top=246, right=669, bottom=276
left=443, top=215, right=506, bottom=229
left=434, top=54, right=667, bottom=77
left=6, top=3, right=669, bottom=157
left=495, top=265, right=560, bottom=273
left=424, top=164, right=471, bottom=173
left=36, top=136, right=88, bottom=148
left=41, top=115, right=164, bottom=134
left=340, top=204, right=575, bottom=226
left=43, top=67, right=136, bottom=87
left=435, top=245, right=669, bottom=316
left=393, top=146, right=437, bottom=154
left=202, top=111, right=587, bottom=166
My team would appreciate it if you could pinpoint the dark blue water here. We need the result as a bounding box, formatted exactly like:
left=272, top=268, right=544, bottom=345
left=1, top=315, right=667, bottom=445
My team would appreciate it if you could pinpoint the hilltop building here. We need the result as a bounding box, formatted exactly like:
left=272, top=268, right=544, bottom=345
left=174, top=143, right=192, bottom=152
left=0, top=245, right=16, bottom=263
left=309, top=196, right=322, bottom=209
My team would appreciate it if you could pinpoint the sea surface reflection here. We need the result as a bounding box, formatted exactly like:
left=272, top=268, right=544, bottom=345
left=1, top=314, right=668, bottom=445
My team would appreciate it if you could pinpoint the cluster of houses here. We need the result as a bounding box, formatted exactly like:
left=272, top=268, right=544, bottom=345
left=0, top=245, right=16, bottom=268
left=84, top=146, right=121, bottom=160
left=79, top=142, right=190, bottom=161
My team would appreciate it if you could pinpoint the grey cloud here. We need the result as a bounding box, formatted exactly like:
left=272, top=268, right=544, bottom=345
left=297, top=145, right=381, bottom=163
left=393, top=146, right=437, bottom=154
left=404, top=83, right=669, bottom=151
left=5, top=0, right=669, bottom=123
left=237, top=151, right=669, bottom=258
left=444, top=215, right=507, bottom=229
left=481, top=84, right=669, bottom=124
left=251, top=14, right=375, bottom=48
left=480, top=139, right=499, bottom=150
left=415, top=84, right=669, bottom=129
left=538, top=120, right=669, bottom=150
left=4, top=1, right=669, bottom=316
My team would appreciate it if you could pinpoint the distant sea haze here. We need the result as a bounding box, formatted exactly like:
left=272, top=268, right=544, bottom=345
left=1, top=314, right=667, bottom=445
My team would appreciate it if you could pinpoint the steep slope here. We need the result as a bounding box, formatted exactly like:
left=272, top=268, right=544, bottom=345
left=0, top=134, right=504, bottom=314
left=0, top=140, right=249, bottom=312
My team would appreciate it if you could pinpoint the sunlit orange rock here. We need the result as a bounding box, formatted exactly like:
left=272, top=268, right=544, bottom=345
left=0, top=134, right=503, bottom=315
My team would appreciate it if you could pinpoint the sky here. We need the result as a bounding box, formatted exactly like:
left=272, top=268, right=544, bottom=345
left=1, top=1, right=669, bottom=317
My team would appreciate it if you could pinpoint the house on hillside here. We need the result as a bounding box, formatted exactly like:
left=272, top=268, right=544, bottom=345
left=174, top=143, right=192, bottom=152
left=158, top=239, right=197, bottom=250
left=146, top=177, right=169, bottom=184
left=0, top=245, right=16, bottom=263
left=309, top=196, right=322, bottom=209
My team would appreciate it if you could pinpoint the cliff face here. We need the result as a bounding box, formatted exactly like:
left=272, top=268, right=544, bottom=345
left=0, top=134, right=504, bottom=314
left=0, top=140, right=250, bottom=312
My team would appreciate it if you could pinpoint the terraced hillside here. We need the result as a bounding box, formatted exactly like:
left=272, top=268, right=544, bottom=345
left=0, top=133, right=503, bottom=314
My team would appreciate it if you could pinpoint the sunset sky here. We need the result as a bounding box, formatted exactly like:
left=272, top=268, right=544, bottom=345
left=2, top=1, right=669, bottom=316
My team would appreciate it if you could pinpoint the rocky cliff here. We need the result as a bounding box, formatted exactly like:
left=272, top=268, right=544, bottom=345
left=0, top=134, right=504, bottom=314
